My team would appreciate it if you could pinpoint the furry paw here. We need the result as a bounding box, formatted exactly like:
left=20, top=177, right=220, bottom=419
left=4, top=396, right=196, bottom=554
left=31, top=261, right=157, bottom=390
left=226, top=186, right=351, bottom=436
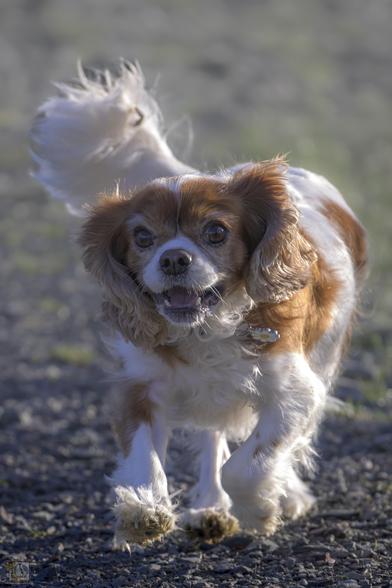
left=230, top=499, right=282, bottom=536
left=112, top=486, right=175, bottom=549
left=181, top=508, right=239, bottom=543
left=281, top=482, right=316, bottom=520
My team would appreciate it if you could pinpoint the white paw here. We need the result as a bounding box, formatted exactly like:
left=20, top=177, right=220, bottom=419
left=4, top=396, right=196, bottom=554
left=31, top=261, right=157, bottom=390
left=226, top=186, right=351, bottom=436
left=222, top=470, right=281, bottom=535
left=231, top=500, right=281, bottom=536
left=112, top=485, right=175, bottom=549
left=281, top=482, right=316, bottom=520
left=181, top=508, right=239, bottom=543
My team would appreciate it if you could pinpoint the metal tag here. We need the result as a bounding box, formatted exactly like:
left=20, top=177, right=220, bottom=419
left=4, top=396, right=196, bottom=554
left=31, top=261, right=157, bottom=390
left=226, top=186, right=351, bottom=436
left=248, top=326, right=280, bottom=344
left=235, top=324, right=280, bottom=346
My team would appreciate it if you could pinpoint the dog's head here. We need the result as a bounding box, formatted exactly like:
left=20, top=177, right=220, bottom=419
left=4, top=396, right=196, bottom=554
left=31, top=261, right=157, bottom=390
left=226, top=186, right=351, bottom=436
left=80, top=158, right=316, bottom=347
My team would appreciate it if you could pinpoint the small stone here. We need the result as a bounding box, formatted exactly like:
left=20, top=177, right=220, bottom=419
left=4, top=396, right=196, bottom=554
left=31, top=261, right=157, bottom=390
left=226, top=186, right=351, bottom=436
left=224, top=534, right=254, bottom=551
left=32, top=510, right=52, bottom=522
left=262, top=538, right=279, bottom=552
left=331, top=547, right=349, bottom=558
left=180, top=555, right=202, bottom=564
left=237, top=565, right=253, bottom=574
left=213, top=561, right=233, bottom=574
left=246, top=549, right=264, bottom=559
left=0, top=506, right=13, bottom=524
left=325, top=552, right=335, bottom=565
left=243, top=540, right=262, bottom=553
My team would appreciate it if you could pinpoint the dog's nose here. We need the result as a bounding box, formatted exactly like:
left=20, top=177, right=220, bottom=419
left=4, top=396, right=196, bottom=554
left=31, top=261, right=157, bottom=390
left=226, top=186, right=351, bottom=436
left=159, top=249, right=193, bottom=275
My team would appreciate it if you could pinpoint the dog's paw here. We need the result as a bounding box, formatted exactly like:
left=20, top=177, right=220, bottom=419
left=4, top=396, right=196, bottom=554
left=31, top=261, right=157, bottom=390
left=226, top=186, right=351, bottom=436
left=230, top=499, right=282, bottom=536
left=181, top=508, right=239, bottom=543
left=281, top=482, right=316, bottom=520
left=112, top=486, right=175, bottom=549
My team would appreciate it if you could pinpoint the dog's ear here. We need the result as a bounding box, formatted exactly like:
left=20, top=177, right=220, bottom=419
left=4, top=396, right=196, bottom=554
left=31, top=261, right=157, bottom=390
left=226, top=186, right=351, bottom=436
left=229, top=159, right=316, bottom=303
left=79, top=195, right=166, bottom=347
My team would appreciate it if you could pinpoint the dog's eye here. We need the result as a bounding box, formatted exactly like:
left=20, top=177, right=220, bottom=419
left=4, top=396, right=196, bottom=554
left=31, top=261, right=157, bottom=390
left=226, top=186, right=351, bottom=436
left=204, top=222, right=228, bottom=245
left=134, top=227, right=154, bottom=248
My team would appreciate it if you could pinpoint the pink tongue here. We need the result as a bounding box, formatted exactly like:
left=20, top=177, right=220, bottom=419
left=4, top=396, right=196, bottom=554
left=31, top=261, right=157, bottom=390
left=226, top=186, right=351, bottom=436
left=167, top=287, right=199, bottom=308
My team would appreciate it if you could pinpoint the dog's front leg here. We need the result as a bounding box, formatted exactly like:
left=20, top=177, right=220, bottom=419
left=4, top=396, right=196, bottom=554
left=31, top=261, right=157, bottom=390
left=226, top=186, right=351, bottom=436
left=181, top=430, right=239, bottom=543
left=221, top=353, right=326, bottom=535
left=110, top=382, right=174, bottom=548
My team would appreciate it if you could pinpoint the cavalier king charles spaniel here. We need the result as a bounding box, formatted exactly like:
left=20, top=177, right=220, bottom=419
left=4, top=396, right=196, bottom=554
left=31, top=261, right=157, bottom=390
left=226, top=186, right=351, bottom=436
left=30, top=61, right=367, bottom=548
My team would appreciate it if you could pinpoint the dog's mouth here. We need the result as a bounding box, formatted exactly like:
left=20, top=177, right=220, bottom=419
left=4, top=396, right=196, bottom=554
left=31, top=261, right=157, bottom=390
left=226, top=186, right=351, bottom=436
left=154, top=285, right=223, bottom=323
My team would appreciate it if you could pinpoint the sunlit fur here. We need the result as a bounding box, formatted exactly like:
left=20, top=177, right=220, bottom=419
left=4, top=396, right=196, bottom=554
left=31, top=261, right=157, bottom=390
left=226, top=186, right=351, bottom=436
left=30, top=62, right=367, bottom=548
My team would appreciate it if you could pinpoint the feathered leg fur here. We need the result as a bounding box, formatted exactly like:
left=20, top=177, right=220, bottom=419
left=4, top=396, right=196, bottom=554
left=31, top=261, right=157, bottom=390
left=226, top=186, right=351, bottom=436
left=110, top=385, right=175, bottom=549
left=221, top=353, right=325, bottom=534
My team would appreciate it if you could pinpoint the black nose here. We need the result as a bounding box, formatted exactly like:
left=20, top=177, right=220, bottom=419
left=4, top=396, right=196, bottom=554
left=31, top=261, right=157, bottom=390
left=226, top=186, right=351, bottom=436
left=159, top=249, right=193, bottom=275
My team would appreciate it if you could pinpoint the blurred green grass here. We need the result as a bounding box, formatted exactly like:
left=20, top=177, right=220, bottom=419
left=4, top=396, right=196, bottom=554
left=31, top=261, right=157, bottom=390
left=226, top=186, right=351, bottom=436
left=51, top=344, right=95, bottom=366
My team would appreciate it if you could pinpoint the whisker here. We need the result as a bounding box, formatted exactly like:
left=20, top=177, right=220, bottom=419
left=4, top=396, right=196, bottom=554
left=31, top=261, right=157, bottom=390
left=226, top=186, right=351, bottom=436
left=210, top=285, right=228, bottom=307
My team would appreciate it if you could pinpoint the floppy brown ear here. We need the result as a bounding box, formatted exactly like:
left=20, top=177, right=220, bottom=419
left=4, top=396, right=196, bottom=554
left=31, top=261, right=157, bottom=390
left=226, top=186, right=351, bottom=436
left=229, top=159, right=316, bottom=303
left=79, top=194, right=167, bottom=347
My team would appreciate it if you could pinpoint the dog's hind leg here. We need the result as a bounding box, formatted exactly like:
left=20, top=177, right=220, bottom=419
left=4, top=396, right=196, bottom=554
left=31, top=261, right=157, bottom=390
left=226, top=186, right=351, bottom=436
left=181, top=430, right=239, bottom=543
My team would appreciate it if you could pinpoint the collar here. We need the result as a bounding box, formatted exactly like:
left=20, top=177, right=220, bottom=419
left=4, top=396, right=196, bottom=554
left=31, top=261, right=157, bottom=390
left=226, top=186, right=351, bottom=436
left=192, top=320, right=280, bottom=349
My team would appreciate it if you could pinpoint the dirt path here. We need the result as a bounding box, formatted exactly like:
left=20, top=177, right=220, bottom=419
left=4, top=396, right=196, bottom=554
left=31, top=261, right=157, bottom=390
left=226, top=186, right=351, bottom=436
left=1, top=360, right=391, bottom=587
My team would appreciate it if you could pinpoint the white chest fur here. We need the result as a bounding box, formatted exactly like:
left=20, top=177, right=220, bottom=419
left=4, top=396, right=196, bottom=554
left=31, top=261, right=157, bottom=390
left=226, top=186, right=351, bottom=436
left=112, top=332, right=261, bottom=439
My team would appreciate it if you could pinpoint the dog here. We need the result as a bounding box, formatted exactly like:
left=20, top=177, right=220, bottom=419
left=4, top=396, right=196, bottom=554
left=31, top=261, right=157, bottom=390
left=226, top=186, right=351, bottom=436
left=30, top=61, right=367, bottom=548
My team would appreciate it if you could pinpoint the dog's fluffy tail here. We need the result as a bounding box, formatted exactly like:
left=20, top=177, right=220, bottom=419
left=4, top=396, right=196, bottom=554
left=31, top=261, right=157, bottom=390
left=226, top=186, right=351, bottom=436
left=30, top=60, right=194, bottom=215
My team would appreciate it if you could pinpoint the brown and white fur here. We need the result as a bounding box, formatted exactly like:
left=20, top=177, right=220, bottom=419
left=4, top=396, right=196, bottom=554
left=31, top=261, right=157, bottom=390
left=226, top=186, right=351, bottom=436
left=30, top=61, right=367, bottom=548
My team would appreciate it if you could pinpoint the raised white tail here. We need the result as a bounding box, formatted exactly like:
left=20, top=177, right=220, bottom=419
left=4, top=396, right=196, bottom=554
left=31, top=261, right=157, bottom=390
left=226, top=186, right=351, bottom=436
left=30, top=60, right=195, bottom=215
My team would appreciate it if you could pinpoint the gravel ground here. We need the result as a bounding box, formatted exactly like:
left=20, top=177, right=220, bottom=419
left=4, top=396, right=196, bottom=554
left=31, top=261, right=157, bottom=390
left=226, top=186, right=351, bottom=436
left=1, top=1, right=392, bottom=586
left=0, top=353, right=391, bottom=587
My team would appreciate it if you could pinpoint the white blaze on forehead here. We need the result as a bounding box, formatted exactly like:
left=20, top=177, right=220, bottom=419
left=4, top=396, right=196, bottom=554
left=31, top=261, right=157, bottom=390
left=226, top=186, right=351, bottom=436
left=152, top=173, right=224, bottom=198
left=151, top=174, right=201, bottom=198
left=143, top=235, right=219, bottom=293
left=151, top=176, right=182, bottom=197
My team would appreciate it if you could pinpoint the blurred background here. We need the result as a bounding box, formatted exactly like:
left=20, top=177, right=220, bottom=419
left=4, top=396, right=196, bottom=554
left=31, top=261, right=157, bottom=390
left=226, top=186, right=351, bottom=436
left=1, top=0, right=391, bottom=410
left=1, top=3, right=392, bottom=584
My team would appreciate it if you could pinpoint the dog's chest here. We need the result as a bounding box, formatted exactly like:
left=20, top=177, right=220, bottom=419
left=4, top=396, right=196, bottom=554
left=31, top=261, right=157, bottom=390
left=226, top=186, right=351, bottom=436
left=117, top=331, right=262, bottom=431
left=161, top=335, right=261, bottom=428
